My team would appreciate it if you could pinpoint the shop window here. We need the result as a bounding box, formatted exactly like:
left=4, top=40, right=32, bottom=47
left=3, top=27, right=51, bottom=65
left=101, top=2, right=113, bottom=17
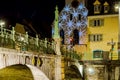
left=93, top=50, right=103, bottom=58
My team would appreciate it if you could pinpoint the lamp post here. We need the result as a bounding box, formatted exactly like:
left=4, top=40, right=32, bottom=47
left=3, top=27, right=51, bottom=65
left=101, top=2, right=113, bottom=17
left=115, top=2, right=120, bottom=59
left=118, top=1, right=120, bottom=79
left=118, top=2, right=120, bottom=80
left=107, top=39, right=115, bottom=80
left=115, top=2, right=120, bottom=79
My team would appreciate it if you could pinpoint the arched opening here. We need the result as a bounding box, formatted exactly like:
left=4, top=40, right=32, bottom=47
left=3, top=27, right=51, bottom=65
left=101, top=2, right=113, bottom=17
left=73, top=29, right=79, bottom=45
left=0, top=64, right=49, bottom=80
left=60, top=29, right=64, bottom=44
left=25, top=56, right=30, bottom=64
left=65, top=65, right=82, bottom=79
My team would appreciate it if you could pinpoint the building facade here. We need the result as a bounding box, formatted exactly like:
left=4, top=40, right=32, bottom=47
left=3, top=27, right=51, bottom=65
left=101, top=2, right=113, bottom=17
left=86, top=0, right=119, bottom=61
left=52, top=0, right=88, bottom=53
left=52, top=0, right=119, bottom=59
left=52, top=0, right=120, bottom=79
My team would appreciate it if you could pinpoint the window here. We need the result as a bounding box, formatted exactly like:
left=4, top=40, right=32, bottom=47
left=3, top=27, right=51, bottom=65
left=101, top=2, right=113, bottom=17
left=78, top=14, right=81, bottom=20
left=104, top=6, right=109, bottom=13
left=93, top=50, right=103, bottom=58
left=89, top=34, right=102, bottom=42
left=89, top=19, right=104, bottom=27
left=94, top=5, right=101, bottom=14
left=93, top=0, right=101, bottom=14
left=94, top=5, right=99, bottom=12
left=70, top=14, right=73, bottom=20
left=60, top=29, right=64, bottom=44
left=73, top=29, right=79, bottom=45
left=114, top=2, right=119, bottom=13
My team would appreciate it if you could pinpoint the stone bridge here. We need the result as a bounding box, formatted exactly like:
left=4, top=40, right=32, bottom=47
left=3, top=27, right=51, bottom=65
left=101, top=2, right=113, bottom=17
left=0, top=26, right=64, bottom=80
left=0, top=26, right=84, bottom=80
left=0, top=47, right=58, bottom=80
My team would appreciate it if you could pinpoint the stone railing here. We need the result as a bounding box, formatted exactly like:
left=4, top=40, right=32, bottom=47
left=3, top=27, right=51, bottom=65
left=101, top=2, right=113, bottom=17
left=0, top=27, right=55, bottom=54
left=0, top=47, right=56, bottom=80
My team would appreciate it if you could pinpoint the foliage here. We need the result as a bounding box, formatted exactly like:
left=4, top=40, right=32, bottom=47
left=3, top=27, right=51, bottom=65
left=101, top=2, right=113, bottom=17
left=41, top=46, right=55, bottom=54
left=60, top=46, right=83, bottom=60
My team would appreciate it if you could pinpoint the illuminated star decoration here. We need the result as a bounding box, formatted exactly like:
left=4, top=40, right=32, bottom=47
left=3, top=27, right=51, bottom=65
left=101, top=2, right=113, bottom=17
left=63, top=5, right=71, bottom=12
left=76, top=21, right=81, bottom=28
left=67, top=20, right=73, bottom=28
left=72, top=10, right=78, bottom=17
left=52, top=2, right=88, bottom=44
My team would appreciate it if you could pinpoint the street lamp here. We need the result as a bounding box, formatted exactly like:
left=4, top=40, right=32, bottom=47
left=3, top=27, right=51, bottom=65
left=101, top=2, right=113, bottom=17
left=107, top=39, right=116, bottom=80
left=115, top=2, right=120, bottom=80
left=116, top=2, right=120, bottom=43
left=115, top=2, right=120, bottom=79
left=85, top=65, right=98, bottom=80
left=0, top=21, right=5, bottom=27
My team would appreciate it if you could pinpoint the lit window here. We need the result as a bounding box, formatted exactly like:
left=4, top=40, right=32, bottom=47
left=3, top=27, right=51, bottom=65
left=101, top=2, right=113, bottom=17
left=114, top=2, right=119, bottom=13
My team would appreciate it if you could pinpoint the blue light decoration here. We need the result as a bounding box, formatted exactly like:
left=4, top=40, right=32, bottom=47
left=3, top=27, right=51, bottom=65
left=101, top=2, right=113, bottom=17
left=52, top=1, right=88, bottom=45
left=68, top=30, right=72, bottom=36
left=82, top=10, right=88, bottom=17
left=60, top=13, right=68, bottom=21
left=78, top=3, right=84, bottom=10
left=59, top=23, right=62, bottom=28
left=67, top=20, right=73, bottom=27
left=76, top=21, right=81, bottom=27
left=63, top=5, right=71, bottom=12
left=79, top=31, right=83, bottom=37
left=72, top=10, right=78, bottom=17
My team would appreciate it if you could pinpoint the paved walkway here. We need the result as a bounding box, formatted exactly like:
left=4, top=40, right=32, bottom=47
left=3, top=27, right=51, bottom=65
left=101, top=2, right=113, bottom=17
left=26, top=65, right=49, bottom=80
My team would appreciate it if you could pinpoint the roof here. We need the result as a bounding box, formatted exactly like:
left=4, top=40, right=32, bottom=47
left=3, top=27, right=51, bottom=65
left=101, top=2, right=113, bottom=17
left=86, top=0, right=119, bottom=16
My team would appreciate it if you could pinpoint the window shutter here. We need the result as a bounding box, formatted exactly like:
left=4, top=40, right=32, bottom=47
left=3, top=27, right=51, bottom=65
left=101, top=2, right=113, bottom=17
left=100, top=19, right=104, bottom=26
left=89, top=20, right=94, bottom=27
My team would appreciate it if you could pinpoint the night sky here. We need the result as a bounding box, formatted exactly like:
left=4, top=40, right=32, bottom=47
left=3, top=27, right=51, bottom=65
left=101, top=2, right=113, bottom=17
left=0, top=0, right=65, bottom=38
